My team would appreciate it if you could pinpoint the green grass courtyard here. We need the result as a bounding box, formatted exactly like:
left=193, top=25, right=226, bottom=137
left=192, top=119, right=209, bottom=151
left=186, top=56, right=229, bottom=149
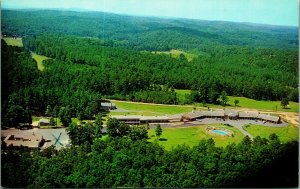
left=148, top=124, right=245, bottom=150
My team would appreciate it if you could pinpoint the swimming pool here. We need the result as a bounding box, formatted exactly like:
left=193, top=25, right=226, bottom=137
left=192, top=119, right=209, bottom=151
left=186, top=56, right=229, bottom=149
left=212, top=129, right=228, bottom=136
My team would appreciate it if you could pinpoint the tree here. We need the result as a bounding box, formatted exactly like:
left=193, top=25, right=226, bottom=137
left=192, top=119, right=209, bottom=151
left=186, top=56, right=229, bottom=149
left=107, top=118, right=120, bottom=137
left=281, top=98, right=289, bottom=109
left=59, top=106, right=72, bottom=127
left=129, top=126, right=148, bottom=141
left=220, top=91, right=229, bottom=107
left=77, top=110, right=84, bottom=124
left=49, top=116, right=56, bottom=126
left=107, top=118, right=130, bottom=137
left=94, top=113, right=103, bottom=138
left=6, top=105, right=26, bottom=126
left=53, top=106, right=59, bottom=127
left=155, top=124, right=162, bottom=139
left=24, top=107, right=32, bottom=125
left=45, top=105, right=52, bottom=117
left=95, top=113, right=102, bottom=128
left=234, top=99, right=239, bottom=107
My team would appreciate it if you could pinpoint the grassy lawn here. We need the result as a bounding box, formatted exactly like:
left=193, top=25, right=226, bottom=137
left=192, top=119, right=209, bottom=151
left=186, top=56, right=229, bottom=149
left=175, top=89, right=191, bottom=103
left=148, top=124, right=245, bottom=150
left=174, top=89, right=299, bottom=113
left=244, top=124, right=299, bottom=143
left=3, top=37, right=23, bottom=47
left=112, top=100, right=193, bottom=115
left=227, top=96, right=299, bottom=113
left=109, top=111, right=163, bottom=116
left=2, top=37, right=50, bottom=71
left=32, top=116, right=41, bottom=122
left=31, top=52, right=50, bottom=71
left=154, top=49, right=197, bottom=62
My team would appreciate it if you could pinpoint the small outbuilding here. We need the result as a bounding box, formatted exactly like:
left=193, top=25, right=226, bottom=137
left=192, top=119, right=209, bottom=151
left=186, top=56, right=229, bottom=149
left=38, top=119, right=50, bottom=127
left=100, top=102, right=116, bottom=110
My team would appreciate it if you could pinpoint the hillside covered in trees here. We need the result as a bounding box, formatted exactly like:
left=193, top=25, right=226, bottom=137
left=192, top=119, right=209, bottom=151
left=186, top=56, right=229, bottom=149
left=1, top=9, right=299, bottom=127
left=2, top=10, right=298, bottom=50
left=1, top=8, right=299, bottom=188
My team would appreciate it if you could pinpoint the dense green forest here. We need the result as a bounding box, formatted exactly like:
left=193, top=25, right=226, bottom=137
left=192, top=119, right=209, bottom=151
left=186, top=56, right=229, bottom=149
left=2, top=10, right=298, bottom=105
left=23, top=34, right=298, bottom=102
left=2, top=123, right=298, bottom=188
left=2, top=11, right=299, bottom=125
left=1, top=9, right=299, bottom=188
left=1, top=41, right=102, bottom=125
left=2, top=10, right=298, bottom=50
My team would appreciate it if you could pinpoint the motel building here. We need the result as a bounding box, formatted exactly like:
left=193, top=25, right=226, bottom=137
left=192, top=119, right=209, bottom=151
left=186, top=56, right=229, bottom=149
left=181, top=109, right=281, bottom=124
left=111, top=115, right=170, bottom=125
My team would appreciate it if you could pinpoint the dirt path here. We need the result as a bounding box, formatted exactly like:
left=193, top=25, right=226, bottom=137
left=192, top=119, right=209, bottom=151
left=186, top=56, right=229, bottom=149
left=276, top=112, right=298, bottom=126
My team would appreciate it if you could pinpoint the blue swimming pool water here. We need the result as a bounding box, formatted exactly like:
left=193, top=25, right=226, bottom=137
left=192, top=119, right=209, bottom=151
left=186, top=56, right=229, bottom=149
left=212, top=130, right=228, bottom=136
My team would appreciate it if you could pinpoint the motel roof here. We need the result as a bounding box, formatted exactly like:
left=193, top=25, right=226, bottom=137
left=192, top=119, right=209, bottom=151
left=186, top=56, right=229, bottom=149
left=182, top=110, right=225, bottom=119
left=140, top=116, right=169, bottom=121
left=258, top=114, right=280, bottom=122
left=238, top=111, right=259, bottom=118
left=39, top=119, right=50, bottom=123
left=167, top=114, right=182, bottom=120
left=201, top=110, right=225, bottom=117
left=111, top=115, right=169, bottom=121
left=224, top=109, right=239, bottom=117
left=101, top=102, right=116, bottom=107
left=182, top=111, right=203, bottom=119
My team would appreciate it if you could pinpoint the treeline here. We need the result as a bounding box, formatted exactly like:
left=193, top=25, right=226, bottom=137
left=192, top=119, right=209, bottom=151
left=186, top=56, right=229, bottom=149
left=2, top=10, right=298, bottom=50
left=2, top=132, right=298, bottom=188
left=23, top=35, right=298, bottom=102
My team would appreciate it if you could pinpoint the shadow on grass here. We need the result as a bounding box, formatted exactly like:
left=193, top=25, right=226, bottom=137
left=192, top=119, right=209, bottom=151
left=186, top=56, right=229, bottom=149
left=159, top=138, right=168, bottom=141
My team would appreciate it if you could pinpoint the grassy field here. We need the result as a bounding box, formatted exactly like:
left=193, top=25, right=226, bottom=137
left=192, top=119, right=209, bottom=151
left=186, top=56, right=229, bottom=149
left=154, top=49, right=197, bottom=62
left=3, top=37, right=23, bottom=47
left=148, top=124, right=245, bottom=150
left=175, top=89, right=191, bottom=103
left=112, top=100, right=193, bottom=115
left=31, top=52, right=50, bottom=71
left=244, top=124, right=299, bottom=143
left=3, top=37, right=50, bottom=71
left=174, top=89, right=299, bottom=113
left=226, top=96, right=299, bottom=112
left=109, top=111, right=163, bottom=116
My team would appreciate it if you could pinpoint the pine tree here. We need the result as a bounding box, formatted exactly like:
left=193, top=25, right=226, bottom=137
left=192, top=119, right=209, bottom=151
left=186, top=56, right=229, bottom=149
left=155, top=124, right=162, bottom=139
